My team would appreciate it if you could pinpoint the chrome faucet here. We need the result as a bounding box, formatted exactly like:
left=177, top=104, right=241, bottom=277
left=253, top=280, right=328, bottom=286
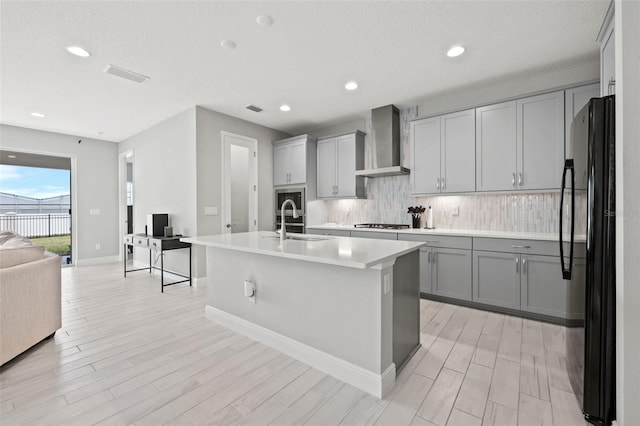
left=280, top=199, right=299, bottom=243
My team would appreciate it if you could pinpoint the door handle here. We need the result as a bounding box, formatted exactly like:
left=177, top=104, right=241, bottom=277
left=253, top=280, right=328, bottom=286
left=512, top=172, right=516, bottom=186
left=515, top=257, right=519, bottom=274
left=226, top=223, right=232, bottom=228
left=518, top=172, right=523, bottom=186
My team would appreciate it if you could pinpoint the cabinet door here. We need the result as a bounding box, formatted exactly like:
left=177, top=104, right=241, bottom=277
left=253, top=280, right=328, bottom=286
left=432, top=248, right=472, bottom=300
left=601, top=20, right=615, bottom=96
left=473, top=250, right=520, bottom=309
left=419, top=248, right=432, bottom=294
left=475, top=101, right=517, bottom=191
left=521, top=255, right=585, bottom=320
left=273, top=144, right=290, bottom=186
left=566, top=84, right=599, bottom=190
left=441, top=109, right=475, bottom=193
left=288, top=140, right=307, bottom=184
left=517, top=91, right=564, bottom=191
left=316, top=138, right=336, bottom=198
left=411, top=116, right=441, bottom=194
left=336, top=134, right=356, bottom=197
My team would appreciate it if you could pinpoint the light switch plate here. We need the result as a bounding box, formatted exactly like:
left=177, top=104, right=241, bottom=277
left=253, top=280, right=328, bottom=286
left=204, top=206, right=218, bottom=216
left=89, top=208, right=101, bottom=215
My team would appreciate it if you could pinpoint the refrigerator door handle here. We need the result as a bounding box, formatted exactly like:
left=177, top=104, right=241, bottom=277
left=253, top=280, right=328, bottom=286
left=559, top=158, right=575, bottom=280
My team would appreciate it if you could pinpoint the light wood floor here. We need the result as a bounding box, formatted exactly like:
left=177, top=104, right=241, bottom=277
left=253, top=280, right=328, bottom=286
left=0, top=263, right=588, bottom=425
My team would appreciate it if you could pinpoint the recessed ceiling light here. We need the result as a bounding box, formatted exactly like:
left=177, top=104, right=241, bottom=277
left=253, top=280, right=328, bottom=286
left=279, top=104, right=291, bottom=112
left=30, top=112, right=45, bottom=118
left=220, top=40, right=237, bottom=49
left=345, top=81, right=359, bottom=91
left=256, top=15, right=273, bottom=26
left=7, top=155, right=16, bottom=159
left=447, top=45, right=465, bottom=57
left=66, top=46, right=91, bottom=57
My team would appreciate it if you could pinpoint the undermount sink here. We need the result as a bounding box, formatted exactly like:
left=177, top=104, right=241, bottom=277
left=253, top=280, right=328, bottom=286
left=262, top=234, right=329, bottom=242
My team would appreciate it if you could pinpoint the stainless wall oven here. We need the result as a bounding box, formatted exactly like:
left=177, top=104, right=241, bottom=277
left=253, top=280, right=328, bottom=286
left=275, top=187, right=305, bottom=233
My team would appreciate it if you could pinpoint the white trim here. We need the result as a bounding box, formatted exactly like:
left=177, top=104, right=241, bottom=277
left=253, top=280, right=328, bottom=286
left=118, top=149, right=134, bottom=261
left=75, top=255, right=120, bottom=266
left=205, top=305, right=396, bottom=398
left=220, top=131, right=258, bottom=234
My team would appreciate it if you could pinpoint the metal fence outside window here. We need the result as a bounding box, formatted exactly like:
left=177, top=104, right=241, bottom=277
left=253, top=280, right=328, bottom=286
left=0, top=214, right=71, bottom=238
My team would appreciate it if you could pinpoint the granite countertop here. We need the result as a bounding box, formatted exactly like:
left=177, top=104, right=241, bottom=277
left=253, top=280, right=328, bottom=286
left=306, top=224, right=586, bottom=243
left=182, top=231, right=424, bottom=269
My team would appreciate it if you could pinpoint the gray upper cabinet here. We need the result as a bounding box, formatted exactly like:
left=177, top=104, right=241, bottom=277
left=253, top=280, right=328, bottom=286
left=410, top=116, right=441, bottom=194
left=273, top=135, right=316, bottom=186
left=411, top=109, right=475, bottom=195
left=476, top=92, right=564, bottom=192
left=598, top=3, right=615, bottom=96
left=565, top=83, right=600, bottom=190
left=475, top=101, right=517, bottom=191
left=516, top=91, right=565, bottom=191
left=316, top=132, right=365, bottom=198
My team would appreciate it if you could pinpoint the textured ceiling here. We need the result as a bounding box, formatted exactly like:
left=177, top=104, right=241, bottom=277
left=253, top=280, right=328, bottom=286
left=0, top=1, right=609, bottom=142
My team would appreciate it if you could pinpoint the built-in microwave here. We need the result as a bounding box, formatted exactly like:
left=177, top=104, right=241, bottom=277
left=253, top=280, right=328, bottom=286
left=275, top=187, right=305, bottom=216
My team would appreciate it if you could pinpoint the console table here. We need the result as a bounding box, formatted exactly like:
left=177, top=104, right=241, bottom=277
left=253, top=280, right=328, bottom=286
left=124, top=234, right=192, bottom=292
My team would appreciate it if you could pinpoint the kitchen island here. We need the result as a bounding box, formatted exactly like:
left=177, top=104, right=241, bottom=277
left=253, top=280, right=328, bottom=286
left=182, top=231, right=424, bottom=398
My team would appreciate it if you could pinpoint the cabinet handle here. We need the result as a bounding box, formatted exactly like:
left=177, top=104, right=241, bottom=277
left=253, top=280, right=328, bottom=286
left=522, top=258, right=527, bottom=275
left=436, top=178, right=440, bottom=190
left=518, top=172, right=523, bottom=186
left=608, top=77, right=616, bottom=95
left=515, top=257, right=519, bottom=274
left=441, top=177, right=445, bottom=190
left=335, top=185, right=338, bottom=194
left=511, top=245, right=531, bottom=249
left=512, top=172, right=516, bottom=186
left=432, top=252, right=436, bottom=263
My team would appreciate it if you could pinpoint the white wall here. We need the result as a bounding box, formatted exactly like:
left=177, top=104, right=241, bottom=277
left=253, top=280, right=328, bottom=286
left=194, top=106, right=290, bottom=237
left=0, top=124, right=119, bottom=262
left=416, top=60, right=599, bottom=117
left=118, top=108, right=197, bottom=276
left=615, top=1, right=640, bottom=424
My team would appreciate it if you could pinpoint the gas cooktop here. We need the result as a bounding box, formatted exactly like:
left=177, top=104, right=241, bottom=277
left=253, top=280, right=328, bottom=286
left=353, top=223, right=410, bottom=230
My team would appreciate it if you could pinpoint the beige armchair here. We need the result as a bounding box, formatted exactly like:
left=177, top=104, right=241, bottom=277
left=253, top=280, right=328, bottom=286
left=0, top=245, right=62, bottom=366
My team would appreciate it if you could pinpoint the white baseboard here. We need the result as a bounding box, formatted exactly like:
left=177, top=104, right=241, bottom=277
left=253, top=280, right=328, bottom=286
left=75, top=255, right=120, bottom=266
left=205, top=305, right=396, bottom=398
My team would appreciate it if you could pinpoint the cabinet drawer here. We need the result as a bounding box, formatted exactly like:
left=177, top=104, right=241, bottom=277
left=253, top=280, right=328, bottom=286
left=149, top=238, right=162, bottom=250
left=398, top=234, right=471, bottom=250
left=473, top=237, right=585, bottom=259
left=307, top=228, right=351, bottom=237
left=350, top=230, right=397, bottom=240
left=133, top=236, right=149, bottom=247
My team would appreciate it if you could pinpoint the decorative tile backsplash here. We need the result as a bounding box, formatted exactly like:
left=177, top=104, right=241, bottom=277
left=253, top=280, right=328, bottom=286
left=323, top=179, right=587, bottom=235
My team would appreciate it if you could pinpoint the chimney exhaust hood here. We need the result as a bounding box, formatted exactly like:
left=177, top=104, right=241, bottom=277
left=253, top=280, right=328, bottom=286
left=355, top=104, right=410, bottom=178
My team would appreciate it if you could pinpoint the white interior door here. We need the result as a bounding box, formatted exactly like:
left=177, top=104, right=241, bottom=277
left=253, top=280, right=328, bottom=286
left=222, top=132, right=258, bottom=234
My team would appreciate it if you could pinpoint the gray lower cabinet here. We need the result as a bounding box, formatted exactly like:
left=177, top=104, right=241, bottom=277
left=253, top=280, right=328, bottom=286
left=521, top=255, right=585, bottom=320
left=473, top=250, right=520, bottom=309
left=430, top=247, right=472, bottom=300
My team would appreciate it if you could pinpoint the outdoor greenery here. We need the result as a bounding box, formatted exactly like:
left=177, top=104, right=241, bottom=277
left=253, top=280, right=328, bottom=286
left=30, top=234, right=71, bottom=256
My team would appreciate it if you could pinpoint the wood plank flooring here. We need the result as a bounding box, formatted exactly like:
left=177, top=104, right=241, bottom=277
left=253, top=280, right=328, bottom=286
left=0, top=263, right=588, bottom=425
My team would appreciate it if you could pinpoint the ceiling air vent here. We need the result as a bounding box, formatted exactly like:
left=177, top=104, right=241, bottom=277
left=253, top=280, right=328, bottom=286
left=246, top=104, right=263, bottom=113
left=103, top=64, right=150, bottom=84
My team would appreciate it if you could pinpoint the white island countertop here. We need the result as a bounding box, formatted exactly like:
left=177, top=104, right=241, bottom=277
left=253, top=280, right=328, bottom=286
left=307, top=224, right=586, bottom=243
left=182, top=231, right=424, bottom=269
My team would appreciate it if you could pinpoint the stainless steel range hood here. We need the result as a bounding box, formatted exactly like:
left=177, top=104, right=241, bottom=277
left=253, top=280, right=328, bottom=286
left=355, top=104, right=410, bottom=178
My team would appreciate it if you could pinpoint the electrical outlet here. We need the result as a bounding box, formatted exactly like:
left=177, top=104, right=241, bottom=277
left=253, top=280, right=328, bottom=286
left=383, top=273, right=391, bottom=295
left=204, top=206, right=218, bottom=216
left=345, top=207, right=351, bottom=215
left=244, top=280, right=256, bottom=303
left=95, top=243, right=101, bottom=250
left=452, top=206, right=459, bottom=216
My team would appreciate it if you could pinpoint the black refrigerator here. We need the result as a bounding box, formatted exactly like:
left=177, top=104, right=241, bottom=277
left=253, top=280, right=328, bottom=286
left=560, top=95, right=616, bottom=425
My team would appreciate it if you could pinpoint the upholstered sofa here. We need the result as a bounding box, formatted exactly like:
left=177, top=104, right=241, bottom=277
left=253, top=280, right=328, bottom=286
left=0, top=232, right=61, bottom=366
